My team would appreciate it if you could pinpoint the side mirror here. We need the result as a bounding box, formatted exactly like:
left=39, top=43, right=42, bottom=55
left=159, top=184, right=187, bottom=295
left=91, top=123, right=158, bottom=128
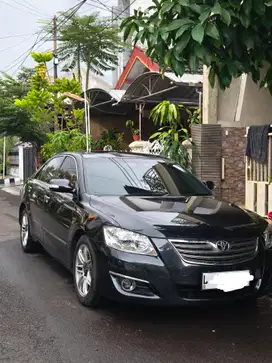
left=49, top=179, right=74, bottom=193
left=205, top=181, right=215, bottom=191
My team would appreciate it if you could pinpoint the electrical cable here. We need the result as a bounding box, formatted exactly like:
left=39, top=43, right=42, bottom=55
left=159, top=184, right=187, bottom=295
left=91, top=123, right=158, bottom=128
left=101, top=0, right=137, bottom=30
left=10, top=0, right=50, bottom=17
left=0, top=35, right=35, bottom=54
left=83, top=0, right=112, bottom=13
left=0, top=0, right=42, bottom=17
left=0, top=33, right=36, bottom=40
left=20, top=0, right=51, bottom=17
left=3, top=0, right=87, bottom=75
left=87, top=0, right=113, bottom=13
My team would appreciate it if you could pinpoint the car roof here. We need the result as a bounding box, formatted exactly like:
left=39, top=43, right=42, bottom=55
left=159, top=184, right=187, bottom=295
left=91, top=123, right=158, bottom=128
left=59, top=151, right=169, bottom=161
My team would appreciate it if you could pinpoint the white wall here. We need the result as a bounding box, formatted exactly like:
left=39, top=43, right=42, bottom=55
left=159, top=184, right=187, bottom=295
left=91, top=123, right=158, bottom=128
left=204, top=65, right=272, bottom=127
left=239, top=72, right=272, bottom=126
left=217, top=77, right=241, bottom=125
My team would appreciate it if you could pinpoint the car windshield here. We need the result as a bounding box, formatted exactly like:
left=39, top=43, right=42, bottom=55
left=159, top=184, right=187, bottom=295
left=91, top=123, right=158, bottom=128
left=83, top=157, right=211, bottom=197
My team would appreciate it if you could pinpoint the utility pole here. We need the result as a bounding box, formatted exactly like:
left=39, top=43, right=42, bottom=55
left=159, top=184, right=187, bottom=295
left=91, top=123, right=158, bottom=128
left=53, top=15, right=58, bottom=80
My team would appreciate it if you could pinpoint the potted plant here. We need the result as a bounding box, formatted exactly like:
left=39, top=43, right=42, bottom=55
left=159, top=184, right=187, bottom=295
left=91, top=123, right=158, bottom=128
left=132, top=128, right=140, bottom=141
left=126, top=120, right=140, bottom=141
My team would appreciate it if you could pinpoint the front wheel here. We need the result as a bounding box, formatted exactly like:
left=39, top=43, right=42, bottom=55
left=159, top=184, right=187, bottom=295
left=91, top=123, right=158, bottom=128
left=73, top=236, right=101, bottom=308
left=20, top=209, right=36, bottom=253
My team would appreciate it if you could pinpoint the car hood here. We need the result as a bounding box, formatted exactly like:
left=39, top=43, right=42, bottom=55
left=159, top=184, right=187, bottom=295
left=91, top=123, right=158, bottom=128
left=92, top=195, right=266, bottom=239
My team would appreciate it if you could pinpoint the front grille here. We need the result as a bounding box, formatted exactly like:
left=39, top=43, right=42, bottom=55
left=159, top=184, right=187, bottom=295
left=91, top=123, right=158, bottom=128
left=169, top=238, right=258, bottom=265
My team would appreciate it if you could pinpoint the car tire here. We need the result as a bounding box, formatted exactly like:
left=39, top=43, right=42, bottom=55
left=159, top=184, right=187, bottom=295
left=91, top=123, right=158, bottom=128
left=73, top=236, right=101, bottom=308
left=20, top=209, right=36, bottom=253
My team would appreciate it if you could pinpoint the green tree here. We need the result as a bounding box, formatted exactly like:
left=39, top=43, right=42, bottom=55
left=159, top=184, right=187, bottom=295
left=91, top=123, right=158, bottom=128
left=122, top=0, right=272, bottom=94
left=13, top=51, right=91, bottom=160
left=0, top=68, right=46, bottom=148
left=15, top=51, right=82, bottom=132
left=55, top=13, right=123, bottom=89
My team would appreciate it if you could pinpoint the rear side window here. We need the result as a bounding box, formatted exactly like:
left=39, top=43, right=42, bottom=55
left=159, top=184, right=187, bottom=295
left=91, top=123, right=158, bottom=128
left=37, top=157, right=64, bottom=183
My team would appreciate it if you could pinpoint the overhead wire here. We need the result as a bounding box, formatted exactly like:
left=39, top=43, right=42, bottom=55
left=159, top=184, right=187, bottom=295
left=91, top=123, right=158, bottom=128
left=0, top=0, right=43, bottom=17
left=88, top=0, right=115, bottom=15
left=101, top=0, right=138, bottom=30
left=0, top=35, right=35, bottom=54
left=10, top=0, right=50, bottom=17
left=19, top=0, right=51, bottom=17
left=83, top=1, right=111, bottom=13
left=3, top=0, right=87, bottom=75
left=0, top=33, right=37, bottom=40
left=2, top=0, right=132, bottom=76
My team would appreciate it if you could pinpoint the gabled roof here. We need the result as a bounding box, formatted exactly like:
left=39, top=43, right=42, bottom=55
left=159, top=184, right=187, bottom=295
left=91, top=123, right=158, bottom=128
left=115, top=46, right=159, bottom=90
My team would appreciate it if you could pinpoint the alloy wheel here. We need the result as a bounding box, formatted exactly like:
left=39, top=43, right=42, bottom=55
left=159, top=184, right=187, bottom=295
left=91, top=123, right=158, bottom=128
left=75, top=244, right=93, bottom=297
left=21, top=213, right=29, bottom=247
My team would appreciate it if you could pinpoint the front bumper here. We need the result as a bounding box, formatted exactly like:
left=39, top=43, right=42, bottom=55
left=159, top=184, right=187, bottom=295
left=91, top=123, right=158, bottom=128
left=101, top=238, right=272, bottom=306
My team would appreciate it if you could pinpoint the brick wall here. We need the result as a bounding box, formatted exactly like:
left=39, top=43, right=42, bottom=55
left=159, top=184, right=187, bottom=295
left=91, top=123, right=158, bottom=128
left=221, top=127, right=246, bottom=206
left=191, top=125, right=246, bottom=206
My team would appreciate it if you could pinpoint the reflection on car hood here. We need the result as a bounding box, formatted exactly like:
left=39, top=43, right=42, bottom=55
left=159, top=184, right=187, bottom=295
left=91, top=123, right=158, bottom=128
left=93, top=195, right=264, bottom=239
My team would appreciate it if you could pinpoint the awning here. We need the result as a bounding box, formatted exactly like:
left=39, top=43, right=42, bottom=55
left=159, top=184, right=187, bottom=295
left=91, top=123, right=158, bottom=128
left=83, top=71, right=203, bottom=115
left=121, top=71, right=202, bottom=105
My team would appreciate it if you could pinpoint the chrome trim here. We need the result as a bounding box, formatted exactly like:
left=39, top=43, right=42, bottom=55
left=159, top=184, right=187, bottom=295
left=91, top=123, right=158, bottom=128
left=109, top=271, right=160, bottom=299
left=169, top=238, right=258, bottom=266
left=109, top=271, right=149, bottom=283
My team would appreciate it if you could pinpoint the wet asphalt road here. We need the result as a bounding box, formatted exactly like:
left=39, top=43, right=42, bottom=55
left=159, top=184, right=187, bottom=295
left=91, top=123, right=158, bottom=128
left=1, top=190, right=272, bottom=363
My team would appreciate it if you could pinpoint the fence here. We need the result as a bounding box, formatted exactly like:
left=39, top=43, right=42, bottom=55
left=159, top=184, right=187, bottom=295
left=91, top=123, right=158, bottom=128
left=245, top=134, right=272, bottom=216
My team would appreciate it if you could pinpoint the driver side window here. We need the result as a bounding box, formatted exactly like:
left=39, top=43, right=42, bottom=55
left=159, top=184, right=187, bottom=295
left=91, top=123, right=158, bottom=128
left=37, top=157, right=64, bottom=184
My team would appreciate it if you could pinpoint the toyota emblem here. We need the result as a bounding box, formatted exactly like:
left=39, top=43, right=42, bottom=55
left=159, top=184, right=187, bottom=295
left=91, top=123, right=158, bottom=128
left=216, top=240, right=230, bottom=251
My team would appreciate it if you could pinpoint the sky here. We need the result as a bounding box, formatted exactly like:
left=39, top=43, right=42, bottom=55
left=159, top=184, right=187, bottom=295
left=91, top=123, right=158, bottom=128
left=0, top=0, right=118, bottom=81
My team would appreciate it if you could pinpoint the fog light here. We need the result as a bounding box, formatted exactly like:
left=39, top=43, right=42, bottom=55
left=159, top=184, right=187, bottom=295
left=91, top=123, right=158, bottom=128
left=121, top=278, right=136, bottom=292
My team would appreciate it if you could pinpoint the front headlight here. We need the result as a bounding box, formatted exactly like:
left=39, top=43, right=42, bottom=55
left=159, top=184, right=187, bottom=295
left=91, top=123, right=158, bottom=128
left=264, top=225, right=272, bottom=249
left=103, top=226, right=157, bottom=256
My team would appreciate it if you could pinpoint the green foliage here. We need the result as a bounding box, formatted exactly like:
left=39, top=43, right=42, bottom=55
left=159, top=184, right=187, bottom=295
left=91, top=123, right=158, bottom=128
left=95, top=129, right=124, bottom=150
left=149, top=101, right=192, bottom=169
left=41, top=129, right=91, bottom=160
left=15, top=51, right=82, bottom=131
left=186, top=108, right=201, bottom=126
left=121, top=0, right=272, bottom=94
left=51, top=13, right=123, bottom=89
left=0, top=68, right=46, bottom=147
left=30, top=51, right=53, bottom=63
left=126, top=120, right=139, bottom=136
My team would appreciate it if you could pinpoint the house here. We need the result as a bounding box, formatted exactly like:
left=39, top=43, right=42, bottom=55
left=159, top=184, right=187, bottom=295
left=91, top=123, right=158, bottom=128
left=85, top=46, right=202, bottom=147
left=191, top=65, right=272, bottom=214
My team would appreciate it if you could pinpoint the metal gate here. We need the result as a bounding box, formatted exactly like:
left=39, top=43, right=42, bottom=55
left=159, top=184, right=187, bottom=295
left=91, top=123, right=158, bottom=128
left=23, top=147, right=36, bottom=182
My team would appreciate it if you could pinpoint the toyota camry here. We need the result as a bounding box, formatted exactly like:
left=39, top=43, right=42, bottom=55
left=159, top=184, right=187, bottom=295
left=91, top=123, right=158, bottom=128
left=19, top=152, right=272, bottom=308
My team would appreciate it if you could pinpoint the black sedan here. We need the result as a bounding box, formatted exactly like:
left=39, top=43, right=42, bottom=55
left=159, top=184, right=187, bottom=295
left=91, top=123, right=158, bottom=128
left=19, top=152, right=272, bottom=307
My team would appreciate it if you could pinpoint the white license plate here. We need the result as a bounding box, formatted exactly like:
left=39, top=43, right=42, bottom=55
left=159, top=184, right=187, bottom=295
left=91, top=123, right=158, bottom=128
left=202, top=271, right=254, bottom=292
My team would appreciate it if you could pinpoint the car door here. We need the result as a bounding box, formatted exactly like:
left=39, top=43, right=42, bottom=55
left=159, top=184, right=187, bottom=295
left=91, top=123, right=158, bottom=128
left=28, top=156, right=64, bottom=243
left=44, top=156, right=79, bottom=265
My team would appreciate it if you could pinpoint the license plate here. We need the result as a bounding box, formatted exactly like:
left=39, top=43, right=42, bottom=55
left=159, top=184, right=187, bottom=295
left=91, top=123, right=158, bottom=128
left=202, top=271, right=254, bottom=292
